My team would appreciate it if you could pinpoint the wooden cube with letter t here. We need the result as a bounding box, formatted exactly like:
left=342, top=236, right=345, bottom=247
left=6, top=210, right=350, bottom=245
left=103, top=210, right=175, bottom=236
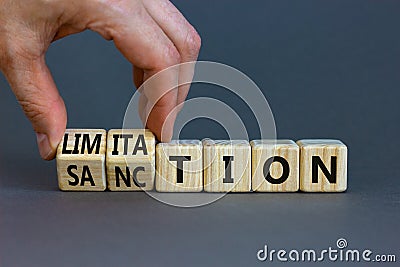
left=297, top=139, right=347, bottom=192
left=56, top=129, right=107, bottom=191
left=203, top=139, right=251, bottom=192
left=251, top=140, right=299, bottom=192
left=155, top=140, right=203, bottom=192
left=106, top=129, right=155, bottom=191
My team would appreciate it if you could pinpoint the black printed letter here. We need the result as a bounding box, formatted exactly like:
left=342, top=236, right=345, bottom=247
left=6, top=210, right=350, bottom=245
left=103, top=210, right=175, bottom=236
left=223, top=156, right=234, bottom=183
left=263, top=156, right=290, bottom=184
left=312, top=156, right=337, bottom=184
left=169, top=156, right=191, bottom=183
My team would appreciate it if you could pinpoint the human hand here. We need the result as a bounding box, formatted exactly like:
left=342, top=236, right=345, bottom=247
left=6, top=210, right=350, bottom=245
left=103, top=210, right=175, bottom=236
left=0, top=0, right=201, bottom=160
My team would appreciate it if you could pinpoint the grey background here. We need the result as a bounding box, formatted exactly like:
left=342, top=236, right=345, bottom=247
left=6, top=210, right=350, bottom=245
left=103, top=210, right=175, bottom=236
left=1, top=0, right=399, bottom=266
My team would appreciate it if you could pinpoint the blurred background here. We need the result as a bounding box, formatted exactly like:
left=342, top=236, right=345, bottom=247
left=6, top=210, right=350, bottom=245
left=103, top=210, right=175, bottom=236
left=1, top=1, right=399, bottom=266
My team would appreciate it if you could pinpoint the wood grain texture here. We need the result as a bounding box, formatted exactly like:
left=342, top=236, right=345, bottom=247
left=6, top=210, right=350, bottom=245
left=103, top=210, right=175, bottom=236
left=56, top=129, right=106, bottom=191
left=106, top=129, right=155, bottom=191
left=203, top=139, right=251, bottom=192
left=155, top=140, right=203, bottom=192
left=251, top=140, right=299, bottom=192
left=297, top=139, right=347, bottom=192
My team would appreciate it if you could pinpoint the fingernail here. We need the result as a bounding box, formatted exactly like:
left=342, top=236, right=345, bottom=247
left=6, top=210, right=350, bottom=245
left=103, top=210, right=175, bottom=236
left=36, top=133, right=53, bottom=160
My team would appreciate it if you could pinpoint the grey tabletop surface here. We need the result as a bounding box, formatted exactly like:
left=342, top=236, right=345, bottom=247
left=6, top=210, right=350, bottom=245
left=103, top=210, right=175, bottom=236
left=1, top=1, right=399, bottom=266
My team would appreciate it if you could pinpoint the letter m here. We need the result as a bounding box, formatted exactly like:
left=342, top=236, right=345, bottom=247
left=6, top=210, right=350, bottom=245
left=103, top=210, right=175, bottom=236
left=81, top=134, right=102, bottom=154
left=302, top=250, right=317, bottom=262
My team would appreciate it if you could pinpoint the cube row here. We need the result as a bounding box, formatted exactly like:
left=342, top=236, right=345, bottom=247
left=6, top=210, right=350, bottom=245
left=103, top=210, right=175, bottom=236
left=56, top=129, right=347, bottom=192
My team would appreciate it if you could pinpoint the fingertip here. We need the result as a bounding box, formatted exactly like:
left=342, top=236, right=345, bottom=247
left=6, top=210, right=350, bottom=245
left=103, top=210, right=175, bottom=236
left=36, top=124, right=65, bottom=161
left=146, top=115, right=174, bottom=143
left=36, top=132, right=56, bottom=160
left=30, top=93, right=67, bottom=161
left=159, top=125, right=173, bottom=143
left=145, top=105, right=177, bottom=143
left=40, top=97, right=67, bottom=160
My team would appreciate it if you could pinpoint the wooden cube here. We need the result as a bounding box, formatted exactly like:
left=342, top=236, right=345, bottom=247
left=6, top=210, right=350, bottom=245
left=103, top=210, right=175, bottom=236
left=155, top=140, right=203, bottom=192
left=251, top=140, right=299, bottom=192
left=56, top=129, right=106, bottom=191
left=106, top=129, right=155, bottom=191
left=297, top=139, right=347, bottom=192
left=203, top=139, right=251, bottom=192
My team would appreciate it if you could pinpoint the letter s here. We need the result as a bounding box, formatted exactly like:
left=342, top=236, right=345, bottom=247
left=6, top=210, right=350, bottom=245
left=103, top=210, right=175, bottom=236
left=67, top=165, right=79, bottom=186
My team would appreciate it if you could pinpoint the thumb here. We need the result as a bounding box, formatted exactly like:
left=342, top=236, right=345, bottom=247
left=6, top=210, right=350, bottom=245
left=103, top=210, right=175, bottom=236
left=2, top=54, right=67, bottom=160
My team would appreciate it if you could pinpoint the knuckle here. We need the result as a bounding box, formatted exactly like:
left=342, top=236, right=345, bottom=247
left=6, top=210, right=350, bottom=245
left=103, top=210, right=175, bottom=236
left=0, top=47, right=6, bottom=71
left=0, top=40, right=17, bottom=70
left=155, top=44, right=181, bottom=70
left=0, top=38, right=40, bottom=71
left=166, top=44, right=181, bottom=65
left=17, top=90, right=62, bottom=128
left=183, top=27, right=201, bottom=59
left=18, top=97, right=48, bottom=124
left=13, top=77, right=47, bottom=115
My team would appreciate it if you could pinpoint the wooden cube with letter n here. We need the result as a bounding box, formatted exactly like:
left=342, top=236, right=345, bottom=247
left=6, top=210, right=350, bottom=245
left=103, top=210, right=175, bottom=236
left=297, top=139, right=347, bottom=192
left=203, top=139, right=251, bottom=192
left=106, top=129, right=155, bottom=191
left=56, top=129, right=106, bottom=191
left=155, top=140, right=203, bottom=192
left=251, top=140, right=299, bottom=192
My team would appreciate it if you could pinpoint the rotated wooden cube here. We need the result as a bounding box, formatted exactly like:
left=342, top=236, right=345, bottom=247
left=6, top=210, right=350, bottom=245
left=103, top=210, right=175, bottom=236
left=297, top=139, right=347, bottom=192
left=203, top=139, right=251, bottom=192
left=106, top=129, right=155, bottom=191
left=251, top=140, right=299, bottom=192
left=56, top=129, right=106, bottom=191
left=155, top=140, right=203, bottom=192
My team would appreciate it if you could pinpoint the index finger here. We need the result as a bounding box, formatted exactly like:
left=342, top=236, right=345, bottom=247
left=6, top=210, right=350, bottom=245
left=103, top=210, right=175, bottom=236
left=90, top=3, right=181, bottom=141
